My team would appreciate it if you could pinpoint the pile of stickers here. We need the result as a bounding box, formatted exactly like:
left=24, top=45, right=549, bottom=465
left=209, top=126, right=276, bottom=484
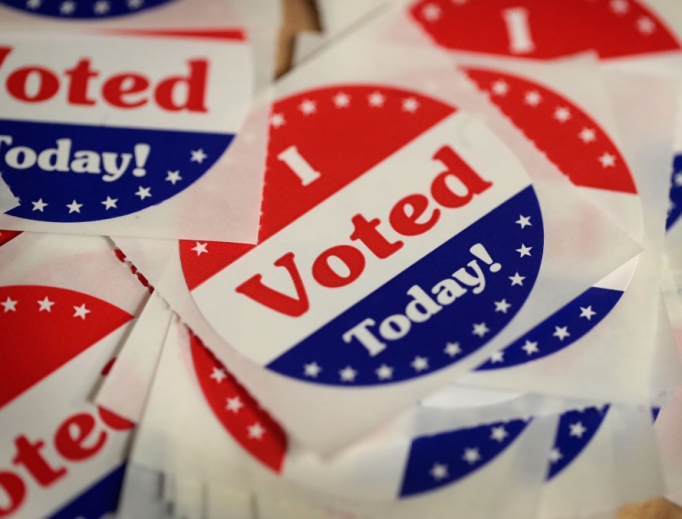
left=7, top=1, right=682, bottom=518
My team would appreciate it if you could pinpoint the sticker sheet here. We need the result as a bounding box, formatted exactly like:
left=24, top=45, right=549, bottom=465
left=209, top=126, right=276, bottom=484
left=0, top=232, right=149, bottom=519
left=113, top=35, right=641, bottom=454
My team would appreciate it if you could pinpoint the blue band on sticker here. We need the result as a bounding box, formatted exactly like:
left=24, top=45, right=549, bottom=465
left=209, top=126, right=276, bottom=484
left=0, top=0, right=175, bottom=19
left=0, top=119, right=233, bottom=222
left=266, top=186, right=544, bottom=386
left=546, top=406, right=609, bottom=481
left=666, top=154, right=682, bottom=231
left=400, top=418, right=529, bottom=497
left=476, top=286, right=623, bottom=370
left=48, top=464, right=125, bottom=519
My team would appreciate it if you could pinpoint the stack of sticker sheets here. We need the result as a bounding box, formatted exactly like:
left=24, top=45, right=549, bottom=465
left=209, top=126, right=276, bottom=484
left=6, top=1, right=682, bottom=518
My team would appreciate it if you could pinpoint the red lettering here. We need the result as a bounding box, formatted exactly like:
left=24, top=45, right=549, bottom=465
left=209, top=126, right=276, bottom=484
left=350, top=214, right=403, bottom=259
left=12, top=436, right=66, bottom=487
left=236, top=252, right=310, bottom=317
left=390, top=194, right=440, bottom=236
left=0, top=472, right=25, bottom=517
left=312, top=245, right=366, bottom=288
left=64, top=59, right=98, bottom=106
left=0, top=47, right=11, bottom=69
left=430, top=146, right=492, bottom=208
left=154, top=59, right=208, bottom=113
left=97, top=407, right=134, bottom=432
left=6, top=67, right=59, bottom=103
left=54, top=413, right=107, bottom=461
left=102, top=73, right=149, bottom=108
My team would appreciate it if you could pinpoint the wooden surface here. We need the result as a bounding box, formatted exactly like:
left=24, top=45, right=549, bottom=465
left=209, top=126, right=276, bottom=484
left=276, top=1, right=682, bottom=518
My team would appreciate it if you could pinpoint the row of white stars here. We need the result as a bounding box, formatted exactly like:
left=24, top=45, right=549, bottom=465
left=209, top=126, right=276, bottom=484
left=27, top=0, right=145, bottom=15
left=490, top=81, right=618, bottom=168
left=487, top=306, right=597, bottom=363
left=30, top=187, right=152, bottom=214
left=421, top=1, right=656, bottom=35
left=270, top=93, right=421, bottom=128
left=430, top=426, right=511, bottom=480
left=549, top=420, right=594, bottom=463
left=2, top=297, right=90, bottom=318
left=208, top=368, right=266, bottom=440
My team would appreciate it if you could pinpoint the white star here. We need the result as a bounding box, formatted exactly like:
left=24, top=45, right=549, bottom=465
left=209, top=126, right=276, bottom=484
left=37, top=297, right=54, bottom=312
left=430, top=463, right=449, bottom=480
left=166, top=171, right=182, bottom=185
left=516, top=215, right=532, bottom=229
left=422, top=3, right=441, bottom=21
left=333, top=92, right=350, bottom=108
left=610, top=0, right=629, bottom=14
left=599, top=153, right=616, bottom=168
left=411, top=356, right=429, bottom=372
left=135, top=186, right=151, bottom=200
left=226, top=396, right=243, bottom=413
left=73, top=304, right=90, bottom=319
left=93, top=0, right=110, bottom=14
left=376, top=364, right=393, bottom=380
left=509, top=272, right=525, bottom=286
left=304, top=362, right=322, bottom=378
left=553, top=326, right=570, bottom=341
left=299, top=99, right=317, bottom=115
left=554, top=107, right=572, bottom=123
left=569, top=421, right=587, bottom=438
left=444, top=342, right=462, bottom=357
left=490, top=426, right=508, bottom=442
left=340, top=366, right=357, bottom=382
left=26, top=0, right=41, bottom=9
left=579, top=128, right=596, bottom=143
left=525, top=91, right=542, bottom=106
left=2, top=297, right=17, bottom=312
left=637, top=16, right=656, bottom=35
left=32, top=199, right=47, bottom=212
left=402, top=97, right=419, bottom=113
left=270, top=113, right=285, bottom=128
left=522, top=340, right=539, bottom=355
left=248, top=422, right=265, bottom=440
left=674, top=173, right=682, bottom=187
left=60, top=1, right=75, bottom=14
left=422, top=4, right=442, bottom=22
left=101, top=196, right=118, bottom=210
left=66, top=200, right=82, bottom=213
left=368, top=92, right=385, bottom=107
left=472, top=322, right=489, bottom=337
left=580, top=306, right=596, bottom=320
left=490, top=351, right=504, bottom=363
left=549, top=448, right=563, bottom=463
left=462, top=448, right=481, bottom=464
left=494, top=299, right=511, bottom=313
left=491, top=80, right=509, bottom=96
left=190, top=149, right=207, bottom=163
left=127, top=0, right=144, bottom=8
left=191, top=242, right=208, bottom=256
left=210, top=368, right=226, bottom=383
left=516, top=244, right=532, bottom=257
left=669, top=199, right=676, bottom=214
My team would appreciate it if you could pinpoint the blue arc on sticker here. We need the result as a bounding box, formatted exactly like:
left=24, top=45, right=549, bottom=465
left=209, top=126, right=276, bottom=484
left=666, top=154, right=682, bottom=231
left=546, top=406, right=609, bottom=481
left=0, top=119, right=233, bottom=222
left=48, top=464, right=125, bottom=519
left=267, top=186, right=544, bottom=387
left=0, top=0, right=175, bottom=18
left=400, top=418, right=529, bottom=497
left=476, top=286, right=623, bottom=370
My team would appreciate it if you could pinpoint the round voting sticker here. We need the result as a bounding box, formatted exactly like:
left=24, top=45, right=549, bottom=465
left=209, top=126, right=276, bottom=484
left=408, top=0, right=680, bottom=60
left=0, top=30, right=251, bottom=223
left=0, top=284, right=133, bottom=408
left=463, top=68, right=639, bottom=370
left=0, top=0, right=175, bottom=19
left=181, top=84, right=544, bottom=387
left=191, top=335, right=532, bottom=500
